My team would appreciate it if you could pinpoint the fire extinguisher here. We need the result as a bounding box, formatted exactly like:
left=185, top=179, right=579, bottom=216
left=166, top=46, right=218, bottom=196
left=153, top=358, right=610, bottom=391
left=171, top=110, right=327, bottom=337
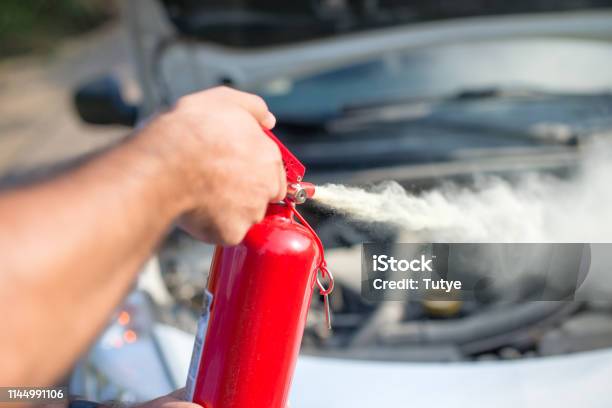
left=185, top=128, right=334, bottom=408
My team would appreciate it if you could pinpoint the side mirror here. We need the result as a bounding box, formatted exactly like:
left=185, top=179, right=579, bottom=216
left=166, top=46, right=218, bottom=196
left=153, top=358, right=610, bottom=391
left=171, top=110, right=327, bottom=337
left=73, top=75, right=138, bottom=126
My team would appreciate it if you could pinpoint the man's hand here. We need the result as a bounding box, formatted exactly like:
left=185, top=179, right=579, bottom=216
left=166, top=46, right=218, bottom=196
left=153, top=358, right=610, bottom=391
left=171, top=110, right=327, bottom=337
left=0, top=86, right=287, bottom=385
left=134, top=389, right=200, bottom=408
left=140, top=86, right=287, bottom=245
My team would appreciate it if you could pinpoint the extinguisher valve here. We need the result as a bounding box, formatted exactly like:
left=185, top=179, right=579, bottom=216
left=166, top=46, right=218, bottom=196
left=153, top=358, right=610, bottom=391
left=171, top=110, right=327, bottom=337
left=286, top=182, right=315, bottom=204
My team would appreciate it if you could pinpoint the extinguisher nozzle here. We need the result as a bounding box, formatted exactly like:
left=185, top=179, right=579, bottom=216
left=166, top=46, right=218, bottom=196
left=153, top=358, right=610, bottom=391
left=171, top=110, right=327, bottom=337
left=287, top=182, right=316, bottom=204
left=301, top=182, right=315, bottom=199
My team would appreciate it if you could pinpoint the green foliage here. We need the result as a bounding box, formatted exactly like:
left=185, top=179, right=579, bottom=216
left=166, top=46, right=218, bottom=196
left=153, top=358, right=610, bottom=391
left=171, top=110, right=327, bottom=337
left=0, top=0, right=116, bottom=57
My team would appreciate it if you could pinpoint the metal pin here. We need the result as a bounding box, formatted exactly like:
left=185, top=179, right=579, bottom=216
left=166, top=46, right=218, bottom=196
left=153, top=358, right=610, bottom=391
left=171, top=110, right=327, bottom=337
left=316, top=266, right=334, bottom=331
left=323, top=293, right=332, bottom=330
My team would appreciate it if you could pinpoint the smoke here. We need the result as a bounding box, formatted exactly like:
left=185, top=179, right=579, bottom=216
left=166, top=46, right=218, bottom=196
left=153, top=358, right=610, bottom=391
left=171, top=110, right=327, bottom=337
left=313, top=140, right=612, bottom=242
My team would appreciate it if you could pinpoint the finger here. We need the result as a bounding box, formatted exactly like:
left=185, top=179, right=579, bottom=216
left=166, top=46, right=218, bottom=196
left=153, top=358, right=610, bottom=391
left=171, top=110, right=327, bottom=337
left=251, top=201, right=268, bottom=225
left=168, top=388, right=188, bottom=400
left=134, top=388, right=202, bottom=407
left=261, top=110, right=276, bottom=129
left=234, top=95, right=274, bottom=129
left=219, top=219, right=250, bottom=246
left=216, top=87, right=275, bottom=128
left=274, top=161, right=287, bottom=202
left=260, top=134, right=286, bottom=202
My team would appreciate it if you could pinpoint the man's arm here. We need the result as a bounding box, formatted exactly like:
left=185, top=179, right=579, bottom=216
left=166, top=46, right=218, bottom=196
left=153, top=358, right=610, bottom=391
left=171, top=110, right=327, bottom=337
left=0, top=87, right=285, bottom=386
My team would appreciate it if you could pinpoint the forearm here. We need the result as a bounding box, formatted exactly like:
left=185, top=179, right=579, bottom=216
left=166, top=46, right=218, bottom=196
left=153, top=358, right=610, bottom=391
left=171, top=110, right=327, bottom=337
left=0, top=86, right=282, bottom=388
left=0, top=123, right=189, bottom=385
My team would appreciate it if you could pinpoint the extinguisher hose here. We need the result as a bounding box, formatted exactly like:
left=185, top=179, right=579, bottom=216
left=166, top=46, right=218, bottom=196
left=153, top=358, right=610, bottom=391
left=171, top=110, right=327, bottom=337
left=288, top=204, right=334, bottom=297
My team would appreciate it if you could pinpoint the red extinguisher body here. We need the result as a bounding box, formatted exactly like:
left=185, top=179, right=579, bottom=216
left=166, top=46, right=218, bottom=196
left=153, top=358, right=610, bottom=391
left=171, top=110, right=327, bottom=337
left=188, top=203, right=321, bottom=408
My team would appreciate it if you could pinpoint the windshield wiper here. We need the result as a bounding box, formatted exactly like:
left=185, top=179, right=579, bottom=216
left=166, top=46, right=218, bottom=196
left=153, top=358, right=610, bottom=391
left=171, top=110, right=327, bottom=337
left=321, top=86, right=612, bottom=147
left=342, top=86, right=604, bottom=112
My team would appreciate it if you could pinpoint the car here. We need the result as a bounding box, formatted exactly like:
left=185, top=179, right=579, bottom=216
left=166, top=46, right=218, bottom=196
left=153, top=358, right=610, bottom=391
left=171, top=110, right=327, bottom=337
left=71, top=1, right=612, bottom=406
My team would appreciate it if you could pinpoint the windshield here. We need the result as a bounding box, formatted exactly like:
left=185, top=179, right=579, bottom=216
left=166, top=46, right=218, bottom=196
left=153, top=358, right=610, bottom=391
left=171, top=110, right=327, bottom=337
left=255, top=38, right=612, bottom=119
left=161, top=0, right=612, bottom=47
left=145, top=7, right=612, bottom=173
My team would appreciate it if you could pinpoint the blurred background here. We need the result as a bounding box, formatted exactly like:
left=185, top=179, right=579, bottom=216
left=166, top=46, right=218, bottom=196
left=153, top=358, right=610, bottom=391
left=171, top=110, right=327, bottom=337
left=0, top=0, right=128, bottom=175
left=3, top=1, right=612, bottom=406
